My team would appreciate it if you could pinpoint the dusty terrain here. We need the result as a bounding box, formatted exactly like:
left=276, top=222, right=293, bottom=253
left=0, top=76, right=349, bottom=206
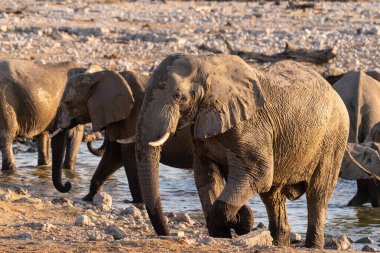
left=0, top=0, right=380, bottom=252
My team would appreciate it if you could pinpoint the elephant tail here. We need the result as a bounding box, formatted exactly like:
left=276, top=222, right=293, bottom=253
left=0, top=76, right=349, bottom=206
left=345, top=147, right=380, bottom=181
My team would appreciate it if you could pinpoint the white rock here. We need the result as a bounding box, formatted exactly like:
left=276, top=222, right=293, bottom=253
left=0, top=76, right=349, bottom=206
left=75, top=215, right=91, bottom=226
left=290, top=232, right=302, bottom=243
left=174, top=212, right=194, bottom=225
left=233, top=229, right=273, bottom=247
left=93, top=192, right=112, bottom=211
left=325, top=235, right=353, bottom=250
left=199, top=236, right=216, bottom=245
left=170, top=231, right=185, bottom=237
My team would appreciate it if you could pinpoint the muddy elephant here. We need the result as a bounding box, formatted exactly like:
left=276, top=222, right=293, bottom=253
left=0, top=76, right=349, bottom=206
left=51, top=69, right=193, bottom=201
left=0, top=60, right=86, bottom=172
left=124, top=54, right=349, bottom=248
left=332, top=71, right=380, bottom=207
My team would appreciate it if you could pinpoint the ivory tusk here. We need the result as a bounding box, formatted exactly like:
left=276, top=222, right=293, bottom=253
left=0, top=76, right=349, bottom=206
left=149, top=132, right=170, bottom=147
left=49, top=128, right=63, bottom=138
left=117, top=136, right=136, bottom=144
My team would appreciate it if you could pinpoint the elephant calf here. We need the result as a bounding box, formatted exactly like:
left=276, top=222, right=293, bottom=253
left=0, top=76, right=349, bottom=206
left=332, top=71, right=380, bottom=207
left=127, top=54, right=349, bottom=248
left=51, top=68, right=193, bottom=201
left=0, top=60, right=85, bottom=172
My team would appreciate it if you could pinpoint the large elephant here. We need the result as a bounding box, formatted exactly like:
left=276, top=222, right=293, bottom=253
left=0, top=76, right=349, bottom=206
left=0, top=60, right=85, bottom=172
left=125, top=54, right=349, bottom=248
left=333, top=71, right=380, bottom=207
left=51, top=69, right=193, bottom=201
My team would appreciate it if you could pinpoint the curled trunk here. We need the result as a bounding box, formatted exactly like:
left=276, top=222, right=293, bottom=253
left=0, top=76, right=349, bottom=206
left=87, top=136, right=107, bottom=157
left=51, top=129, right=72, bottom=192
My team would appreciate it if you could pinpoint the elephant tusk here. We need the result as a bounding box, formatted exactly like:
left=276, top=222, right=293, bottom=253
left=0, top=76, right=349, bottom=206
left=49, top=128, right=63, bottom=138
left=117, top=136, right=136, bottom=144
left=149, top=132, right=170, bottom=147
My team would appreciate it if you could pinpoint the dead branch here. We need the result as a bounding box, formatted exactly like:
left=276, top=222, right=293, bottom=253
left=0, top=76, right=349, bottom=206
left=198, top=39, right=336, bottom=65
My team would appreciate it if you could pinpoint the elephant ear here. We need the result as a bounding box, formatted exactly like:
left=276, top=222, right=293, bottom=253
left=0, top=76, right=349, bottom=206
left=87, top=70, right=134, bottom=131
left=194, top=60, right=265, bottom=139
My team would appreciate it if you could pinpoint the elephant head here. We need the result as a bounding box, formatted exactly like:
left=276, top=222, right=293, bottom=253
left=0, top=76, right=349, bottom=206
left=52, top=68, right=136, bottom=193
left=131, top=54, right=265, bottom=236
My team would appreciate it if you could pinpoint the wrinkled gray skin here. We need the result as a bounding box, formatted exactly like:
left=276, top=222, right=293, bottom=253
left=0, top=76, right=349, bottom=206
left=53, top=70, right=193, bottom=201
left=333, top=71, right=380, bottom=207
left=135, top=54, right=349, bottom=248
left=0, top=60, right=84, bottom=172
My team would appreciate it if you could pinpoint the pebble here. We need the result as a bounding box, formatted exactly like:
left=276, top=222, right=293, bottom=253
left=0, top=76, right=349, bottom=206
left=123, top=205, right=142, bottom=219
left=325, top=235, right=353, bottom=250
left=105, top=225, right=127, bottom=240
left=93, top=192, right=112, bottom=211
left=174, top=212, right=195, bottom=226
left=356, top=237, right=374, bottom=244
left=75, top=215, right=91, bottom=226
left=17, top=232, right=33, bottom=240
left=290, top=232, right=302, bottom=243
left=362, top=245, right=376, bottom=252
left=199, top=236, right=216, bottom=245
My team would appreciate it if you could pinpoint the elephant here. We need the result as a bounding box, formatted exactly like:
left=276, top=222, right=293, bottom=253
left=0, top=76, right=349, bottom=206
left=125, top=54, right=350, bottom=248
left=0, top=60, right=86, bottom=172
left=51, top=69, right=193, bottom=202
left=332, top=71, right=380, bottom=207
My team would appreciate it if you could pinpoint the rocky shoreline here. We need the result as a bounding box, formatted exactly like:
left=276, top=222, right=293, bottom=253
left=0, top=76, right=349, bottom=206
left=0, top=185, right=378, bottom=252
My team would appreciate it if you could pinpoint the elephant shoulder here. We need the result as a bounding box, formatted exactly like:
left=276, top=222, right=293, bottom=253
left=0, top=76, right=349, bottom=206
left=119, top=71, right=149, bottom=98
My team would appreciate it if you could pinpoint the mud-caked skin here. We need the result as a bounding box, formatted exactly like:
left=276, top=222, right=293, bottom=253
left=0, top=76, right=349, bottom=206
left=134, top=54, right=349, bottom=249
left=332, top=71, right=380, bottom=207
left=52, top=69, right=193, bottom=202
left=0, top=60, right=84, bottom=172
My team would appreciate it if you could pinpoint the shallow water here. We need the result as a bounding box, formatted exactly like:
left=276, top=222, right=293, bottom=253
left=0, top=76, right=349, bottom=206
left=1, top=141, right=379, bottom=245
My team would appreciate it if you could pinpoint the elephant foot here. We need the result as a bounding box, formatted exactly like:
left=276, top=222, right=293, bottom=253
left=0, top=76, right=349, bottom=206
left=347, top=195, right=368, bottom=207
left=207, top=200, right=254, bottom=238
left=37, top=163, right=52, bottom=169
left=233, top=205, right=254, bottom=236
left=272, top=233, right=291, bottom=247
left=82, top=193, right=95, bottom=202
left=2, top=162, right=16, bottom=171
left=63, top=162, right=75, bottom=170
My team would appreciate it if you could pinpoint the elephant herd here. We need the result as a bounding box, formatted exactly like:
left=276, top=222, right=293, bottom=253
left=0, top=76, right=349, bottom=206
left=0, top=55, right=379, bottom=249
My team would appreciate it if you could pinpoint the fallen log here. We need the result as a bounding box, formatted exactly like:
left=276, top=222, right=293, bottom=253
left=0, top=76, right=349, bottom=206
left=198, top=38, right=336, bottom=65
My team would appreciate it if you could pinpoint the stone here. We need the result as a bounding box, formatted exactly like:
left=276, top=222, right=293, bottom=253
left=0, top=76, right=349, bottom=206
left=51, top=197, right=71, bottom=205
left=17, top=232, right=33, bottom=240
left=233, top=229, right=273, bottom=247
left=362, top=245, right=376, bottom=252
left=75, top=215, right=91, bottom=226
left=170, top=231, right=185, bottom=237
left=356, top=237, right=374, bottom=244
left=290, top=232, right=302, bottom=243
left=93, top=192, right=112, bottom=211
left=105, top=225, right=127, bottom=240
left=199, top=236, right=216, bottom=245
left=256, top=222, right=267, bottom=229
left=174, top=212, right=194, bottom=225
left=325, top=235, right=353, bottom=250
left=123, top=205, right=142, bottom=218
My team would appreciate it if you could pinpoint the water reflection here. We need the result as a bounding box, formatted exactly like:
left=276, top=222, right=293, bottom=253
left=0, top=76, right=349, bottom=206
left=0, top=141, right=379, bottom=243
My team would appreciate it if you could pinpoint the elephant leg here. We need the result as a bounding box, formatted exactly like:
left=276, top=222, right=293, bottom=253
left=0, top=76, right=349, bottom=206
left=83, top=140, right=123, bottom=201
left=367, top=179, right=380, bottom=207
left=193, top=148, right=226, bottom=237
left=260, top=186, right=290, bottom=246
left=347, top=180, right=370, bottom=207
left=0, top=135, right=16, bottom=171
left=37, top=131, right=51, bottom=167
left=121, top=144, right=143, bottom=204
left=63, top=125, right=83, bottom=170
left=305, top=154, right=341, bottom=249
left=207, top=149, right=270, bottom=238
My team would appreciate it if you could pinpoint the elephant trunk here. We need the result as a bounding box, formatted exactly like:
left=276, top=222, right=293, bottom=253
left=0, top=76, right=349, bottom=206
left=87, top=136, right=107, bottom=157
left=51, top=129, right=72, bottom=193
left=136, top=142, right=169, bottom=236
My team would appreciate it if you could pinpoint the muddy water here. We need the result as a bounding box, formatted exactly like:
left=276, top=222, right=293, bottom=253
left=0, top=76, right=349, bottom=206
left=1, top=141, right=379, bottom=244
